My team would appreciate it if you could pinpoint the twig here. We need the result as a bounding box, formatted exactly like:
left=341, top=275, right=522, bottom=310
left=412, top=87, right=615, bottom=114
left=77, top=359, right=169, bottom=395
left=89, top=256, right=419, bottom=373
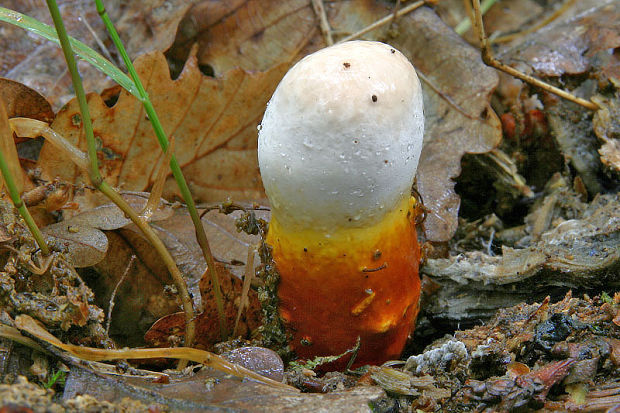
left=337, top=0, right=426, bottom=43
left=388, top=0, right=402, bottom=30
left=233, top=245, right=256, bottom=337
left=106, top=255, right=135, bottom=335
left=79, top=13, right=117, bottom=66
left=454, top=0, right=497, bottom=35
left=311, top=0, right=333, bottom=46
left=471, top=0, right=599, bottom=111
left=417, top=72, right=481, bottom=120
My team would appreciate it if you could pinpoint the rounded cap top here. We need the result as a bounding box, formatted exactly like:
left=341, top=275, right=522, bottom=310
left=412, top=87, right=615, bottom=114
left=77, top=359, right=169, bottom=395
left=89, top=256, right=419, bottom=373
left=258, top=41, right=424, bottom=232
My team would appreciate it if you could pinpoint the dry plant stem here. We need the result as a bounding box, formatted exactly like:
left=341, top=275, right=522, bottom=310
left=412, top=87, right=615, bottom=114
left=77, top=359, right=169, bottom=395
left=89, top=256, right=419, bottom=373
left=454, top=0, right=496, bottom=35
left=140, top=137, right=174, bottom=221
left=0, top=108, right=49, bottom=255
left=45, top=0, right=196, bottom=359
left=311, top=0, right=333, bottom=45
left=232, top=245, right=256, bottom=337
left=95, top=0, right=228, bottom=341
left=9, top=118, right=90, bottom=170
left=106, top=255, right=135, bottom=335
left=0, top=325, right=49, bottom=355
left=417, top=72, right=481, bottom=120
left=14, top=315, right=295, bottom=391
left=69, top=346, right=291, bottom=390
left=79, top=12, right=117, bottom=65
left=471, top=0, right=599, bottom=111
left=337, top=0, right=425, bottom=43
left=0, top=151, right=49, bottom=255
left=389, top=0, right=402, bottom=28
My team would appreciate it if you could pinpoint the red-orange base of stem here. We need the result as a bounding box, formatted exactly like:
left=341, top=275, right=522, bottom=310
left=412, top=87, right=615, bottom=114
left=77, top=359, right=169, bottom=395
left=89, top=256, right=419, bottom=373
left=267, top=197, right=421, bottom=369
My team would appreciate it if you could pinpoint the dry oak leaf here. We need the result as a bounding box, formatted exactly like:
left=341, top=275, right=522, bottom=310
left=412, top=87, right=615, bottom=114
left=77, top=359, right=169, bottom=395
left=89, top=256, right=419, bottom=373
left=167, top=0, right=388, bottom=75
left=37, top=50, right=287, bottom=210
left=0, top=77, right=53, bottom=123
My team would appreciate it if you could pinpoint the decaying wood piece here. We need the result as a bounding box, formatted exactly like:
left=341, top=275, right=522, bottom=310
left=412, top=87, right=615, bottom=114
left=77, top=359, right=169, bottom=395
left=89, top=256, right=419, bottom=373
left=422, top=188, right=619, bottom=326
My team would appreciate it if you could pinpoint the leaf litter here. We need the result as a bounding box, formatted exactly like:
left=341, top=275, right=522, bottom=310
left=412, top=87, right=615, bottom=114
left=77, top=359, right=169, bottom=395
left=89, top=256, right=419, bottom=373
left=0, top=0, right=618, bottom=411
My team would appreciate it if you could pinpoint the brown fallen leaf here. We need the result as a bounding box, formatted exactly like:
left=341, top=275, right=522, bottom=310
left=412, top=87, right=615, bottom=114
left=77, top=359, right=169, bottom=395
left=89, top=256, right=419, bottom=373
left=42, top=221, right=108, bottom=268
left=167, top=0, right=388, bottom=75
left=40, top=192, right=174, bottom=268
left=144, top=259, right=263, bottom=350
left=499, top=0, right=619, bottom=80
left=61, top=363, right=385, bottom=412
left=389, top=7, right=501, bottom=241
left=0, top=78, right=53, bottom=123
left=592, top=93, right=620, bottom=174
left=105, top=0, right=201, bottom=60
left=0, top=96, right=24, bottom=194
left=35, top=49, right=287, bottom=212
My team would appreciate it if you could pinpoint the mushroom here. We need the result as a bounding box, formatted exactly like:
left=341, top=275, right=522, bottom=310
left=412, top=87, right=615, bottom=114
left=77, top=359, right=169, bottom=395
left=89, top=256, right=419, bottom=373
left=258, top=40, right=424, bottom=368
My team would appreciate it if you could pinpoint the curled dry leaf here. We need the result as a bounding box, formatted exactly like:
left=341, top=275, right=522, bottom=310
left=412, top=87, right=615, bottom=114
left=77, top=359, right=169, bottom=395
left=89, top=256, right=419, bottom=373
left=36, top=50, right=287, bottom=212
left=143, top=261, right=262, bottom=351
left=132, top=208, right=264, bottom=349
left=0, top=78, right=53, bottom=123
left=40, top=193, right=174, bottom=268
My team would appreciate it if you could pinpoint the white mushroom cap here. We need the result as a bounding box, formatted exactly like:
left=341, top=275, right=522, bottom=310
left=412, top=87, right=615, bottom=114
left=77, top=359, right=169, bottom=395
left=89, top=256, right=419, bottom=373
left=258, top=40, right=424, bottom=233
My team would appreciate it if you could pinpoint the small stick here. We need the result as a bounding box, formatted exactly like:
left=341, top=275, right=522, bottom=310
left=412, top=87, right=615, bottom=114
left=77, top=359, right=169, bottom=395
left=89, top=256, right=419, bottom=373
left=417, top=72, right=481, bottom=120
left=79, top=13, right=117, bottom=66
left=106, top=255, right=135, bottom=335
left=232, top=245, right=256, bottom=337
left=311, top=0, right=333, bottom=46
left=388, top=0, right=402, bottom=29
left=454, top=0, right=497, bottom=35
left=337, top=0, right=426, bottom=43
left=471, top=0, right=599, bottom=111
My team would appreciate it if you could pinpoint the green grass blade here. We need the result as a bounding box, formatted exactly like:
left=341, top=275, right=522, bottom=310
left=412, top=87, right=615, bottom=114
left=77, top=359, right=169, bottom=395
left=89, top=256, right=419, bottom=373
left=0, top=7, right=138, bottom=98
